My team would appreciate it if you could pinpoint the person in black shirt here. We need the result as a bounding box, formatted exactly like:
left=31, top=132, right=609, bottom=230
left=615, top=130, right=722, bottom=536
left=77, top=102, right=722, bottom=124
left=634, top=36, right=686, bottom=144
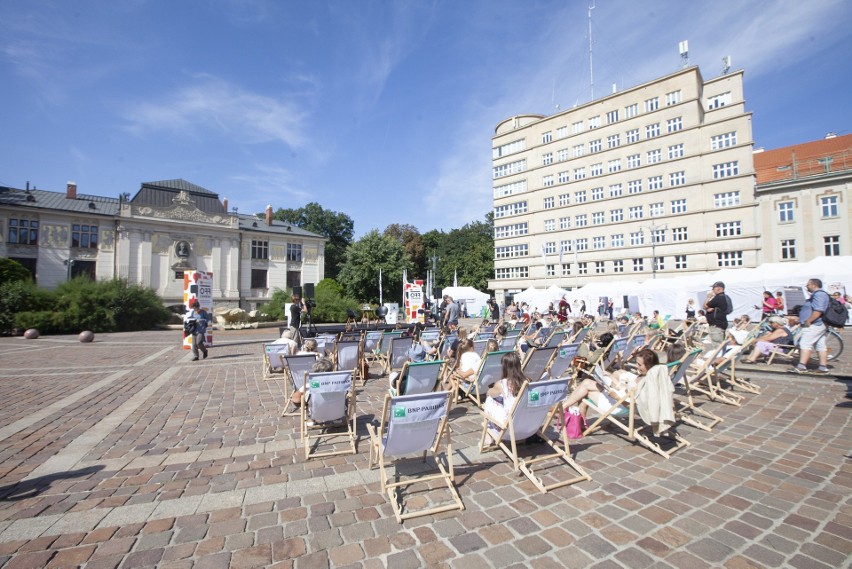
left=290, top=295, right=305, bottom=330
left=704, top=281, right=731, bottom=346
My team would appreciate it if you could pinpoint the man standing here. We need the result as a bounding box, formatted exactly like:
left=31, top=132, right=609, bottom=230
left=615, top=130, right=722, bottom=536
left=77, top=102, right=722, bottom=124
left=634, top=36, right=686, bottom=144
left=790, top=278, right=830, bottom=374
left=290, top=294, right=305, bottom=330
left=704, top=281, right=732, bottom=346
left=184, top=300, right=209, bottom=361
left=443, top=295, right=460, bottom=330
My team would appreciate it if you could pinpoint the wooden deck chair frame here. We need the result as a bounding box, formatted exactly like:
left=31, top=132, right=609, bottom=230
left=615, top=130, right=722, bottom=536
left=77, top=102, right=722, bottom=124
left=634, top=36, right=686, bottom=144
left=670, top=349, right=722, bottom=431
left=765, top=326, right=802, bottom=365
left=301, top=371, right=356, bottom=459
left=472, top=338, right=491, bottom=356
left=478, top=377, right=590, bottom=493
left=262, top=343, right=292, bottom=380
left=688, top=341, right=747, bottom=407
left=582, top=372, right=690, bottom=459
left=391, top=359, right=444, bottom=396
left=711, top=337, right=761, bottom=395
left=315, top=333, right=338, bottom=357
left=372, top=330, right=402, bottom=370
left=386, top=336, right=413, bottom=376
left=367, top=391, right=463, bottom=522
left=335, top=338, right=365, bottom=386
left=458, top=350, right=512, bottom=407
left=521, top=346, right=558, bottom=381
left=546, top=343, right=581, bottom=382
left=279, top=354, right=319, bottom=417
left=603, top=337, right=629, bottom=371
left=362, top=330, right=384, bottom=365
left=544, top=330, right=567, bottom=348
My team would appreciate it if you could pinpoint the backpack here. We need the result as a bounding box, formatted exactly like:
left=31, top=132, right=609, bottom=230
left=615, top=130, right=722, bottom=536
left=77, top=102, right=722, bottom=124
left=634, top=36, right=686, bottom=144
left=723, top=294, right=734, bottom=316
left=819, top=291, right=847, bottom=328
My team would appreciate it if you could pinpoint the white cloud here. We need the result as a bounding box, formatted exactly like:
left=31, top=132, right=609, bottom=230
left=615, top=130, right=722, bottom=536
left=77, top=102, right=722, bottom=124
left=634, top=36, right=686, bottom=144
left=227, top=163, right=311, bottom=214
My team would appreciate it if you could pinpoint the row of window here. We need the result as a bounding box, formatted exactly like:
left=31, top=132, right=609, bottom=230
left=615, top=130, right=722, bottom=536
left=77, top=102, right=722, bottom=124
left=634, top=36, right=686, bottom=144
left=779, top=195, right=839, bottom=221
left=781, top=236, right=842, bottom=259
left=251, top=240, right=303, bottom=262
left=8, top=219, right=99, bottom=249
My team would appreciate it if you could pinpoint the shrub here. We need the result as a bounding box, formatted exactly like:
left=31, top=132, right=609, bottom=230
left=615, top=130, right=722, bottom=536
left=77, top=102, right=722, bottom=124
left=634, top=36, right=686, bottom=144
left=261, top=288, right=292, bottom=321
left=0, top=258, right=32, bottom=285
left=0, top=280, right=54, bottom=334
left=311, top=278, right=360, bottom=323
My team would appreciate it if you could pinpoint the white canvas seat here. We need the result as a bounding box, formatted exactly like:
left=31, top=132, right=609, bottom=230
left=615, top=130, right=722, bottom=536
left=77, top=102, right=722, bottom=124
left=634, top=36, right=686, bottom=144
left=458, top=350, right=511, bottom=407
left=544, top=330, right=566, bottom=348
left=386, top=336, right=413, bottom=376
left=262, top=343, right=292, bottom=380
left=603, top=337, right=628, bottom=370
left=478, top=377, right=590, bottom=493
left=498, top=334, right=521, bottom=352
left=390, top=359, right=444, bottom=396
left=362, top=330, right=383, bottom=361
left=546, top=343, right=581, bottom=380
left=439, top=334, right=458, bottom=359
left=670, top=349, right=722, bottom=431
left=687, top=341, right=747, bottom=407
left=521, top=346, right=558, bottom=381
left=366, top=391, right=463, bottom=522
left=279, top=353, right=318, bottom=417
left=300, top=371, right=356, bottom=459
left=335, top=339, right=364, bottom=385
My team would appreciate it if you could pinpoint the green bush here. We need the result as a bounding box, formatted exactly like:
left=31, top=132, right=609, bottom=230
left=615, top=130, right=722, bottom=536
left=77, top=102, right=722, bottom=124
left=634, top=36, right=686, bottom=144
left=311, top=278, right=360, bottom=323
left=260, top=288, right=292, bottom=321
left=0, top=258, right=33, bottom=285
left=0, top=280, right=54, bottom=333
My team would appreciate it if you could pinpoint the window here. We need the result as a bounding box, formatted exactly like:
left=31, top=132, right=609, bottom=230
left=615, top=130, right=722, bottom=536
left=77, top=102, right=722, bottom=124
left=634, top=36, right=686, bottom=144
left=561, top=264, right=571, bottom=276
left=644, top=97, right=659, bottom=112
left=591, top=187, right=604, bottom=200
left=647, top=149, right=661, bottom=163
left=824, top=236, right=840, bottom=256
left=7, top=218, right=38, bottom=245
left=544, top=241, right=557, bottom=254
left=672, top=227, right=688, bottom=241
left=595, top=261, right=605, bottom=274
left=649, top=202, right=664, bottom=217
left=575, top=190, right=587, bottom=203
left=572, top=121, right=584, bottom=134
left=494, top=201, right=528, bottom=218
left=493, top=179, right=527, bottom=198
left=654, top=257, right=665, bottom=271
left=707, top=92, right=732, bottom=110
left=712, top=161, right=739, bottom=179
left=625, top=103, right=638, bottom=118
left=717, top=251, right=744, bottom=267
left=543, top=197, right=555, bottom=209
left=609, top=184, right=622, bottom=197
left=675, top=255, right=687, bottom=269
left=711, top=131, right=737, bottom=150
left=606, top=110, right=619, bottom=124
left=821, top=195, right=839, bottom=217
left=714, top=192, right=741, bottom=208
left=576, top=238, right=588, bottom=251
left=608, top=159, right=621, bottom=173
left=286, top=243, right=302, bottom=262
left=671, top=199, right=687, bottom=214
left=590, top=163, right=603, bottom=176
left=251, top=269, right=268, bottom=289
left=543, top=175, right=554, bottom=187
left=666, top=90, right=681, bottom=106
left=546, top=264, right=556, bottom=277
left=556, top=126, right=568, bottom=138
left=494, top=222, right=528, bottom=238
left=575, top=214, right=588, bottom=227
left=593, top=236, right=606, bottom=250
left=611, top=234, right=624, bottom=248
left=558, top=171, right=570, bottom=184
left=70, top=260, right=96, bottom=280
left=633, top=258, right=644, bottom=272
left=651, top=229, right=666, bottom=244
left=544, top=219, right=556, bottom=232
left=613, top=260, right=624, bottom=273
left=560, top=240, right=573, bottom=253
left=495, top=244, right=529, bottom=259
left=781, top=239, right=796, bottom=260
left=542, top=131, right=553, bottom=144
left=646, top=123, right=660, bottom=138
left=670, top=171, right=686, bottom=186
left=251, top=240, right=269, bottom=260
left=559, top=217, right=571, bottom=229
left=628, top=206, right=644, bottom=220
left=592, top=212, right=605, bottom=225
left=607, top=134, right=620, bottom=148
left=542, top=152, right=554, bottom=165
left=495, top=267, right=530, bottom=279
left=626, top=128, right=640, bottom=143
left=627, top=180, right=642, bottom=194
left=573, top=144, right=585, bottom=158
left=627, top=154, right=641, bottom=168
left=666, top=117, right=683, bottom=132
left=71, top=224, right=98, bottom=248
left=493, top=159, right=526, bottom=179
left=589, top=116, right=601, bottom=129
left=574, top=167, right=586, bottom=180
left=559, top=193, right=570, bottom=206
left=493, top=139, right=526, bottom=158
left=715, top=221, right=742, bottom=237
left=557, top=148, right=569, bottom=162
left=668, top=144, right=684, bottom=159
left=630, top=232, right=644, bottom=245
left=589, top=139, right=602, bottom=153
left=578, top=262, right=588, bottom=275
left=648, top=176, right=663, bottom=190
left=778, top=201, right=794, bottom=222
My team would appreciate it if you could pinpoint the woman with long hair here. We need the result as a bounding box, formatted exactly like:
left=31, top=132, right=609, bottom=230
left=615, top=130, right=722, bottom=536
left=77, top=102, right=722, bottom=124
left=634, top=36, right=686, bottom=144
left=483, top=352, right=529, bottom=425
left=563, top=349, right=658, bottom=418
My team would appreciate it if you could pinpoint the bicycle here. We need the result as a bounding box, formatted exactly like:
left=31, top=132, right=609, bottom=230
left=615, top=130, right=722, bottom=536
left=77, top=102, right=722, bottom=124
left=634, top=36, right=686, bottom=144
left=809, top=326, right=844, bottom=361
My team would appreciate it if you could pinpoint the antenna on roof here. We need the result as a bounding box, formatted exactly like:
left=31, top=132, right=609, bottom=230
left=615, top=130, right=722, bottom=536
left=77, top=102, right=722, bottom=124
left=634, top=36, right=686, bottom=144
left=722, top=55, right=731, bottom=75
left=679, top=40, right=689, bottom=68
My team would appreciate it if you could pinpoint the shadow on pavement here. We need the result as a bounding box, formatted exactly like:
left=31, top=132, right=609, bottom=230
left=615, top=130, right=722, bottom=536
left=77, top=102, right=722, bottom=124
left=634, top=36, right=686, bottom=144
left=0, top=465, right=104, bottom=502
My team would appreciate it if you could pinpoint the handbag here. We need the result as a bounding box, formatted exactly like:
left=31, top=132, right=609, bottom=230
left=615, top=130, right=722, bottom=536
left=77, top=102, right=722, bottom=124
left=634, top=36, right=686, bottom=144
left=564, top=406, right=587, bottom=439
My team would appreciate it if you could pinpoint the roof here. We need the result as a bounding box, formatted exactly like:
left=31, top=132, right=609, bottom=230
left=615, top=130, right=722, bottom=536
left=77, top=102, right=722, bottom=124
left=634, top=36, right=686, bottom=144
left=236, top=213, right=325, bottom=240
left=131, top=179, right=226, bottom=214
left=0, top=186, right=120, bottom=216
left=754, top=133, right=852, bottom=185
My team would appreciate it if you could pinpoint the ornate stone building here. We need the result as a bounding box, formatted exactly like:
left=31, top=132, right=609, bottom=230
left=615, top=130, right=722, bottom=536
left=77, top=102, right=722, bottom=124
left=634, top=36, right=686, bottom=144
left=0, top=179, right=325, bottom=308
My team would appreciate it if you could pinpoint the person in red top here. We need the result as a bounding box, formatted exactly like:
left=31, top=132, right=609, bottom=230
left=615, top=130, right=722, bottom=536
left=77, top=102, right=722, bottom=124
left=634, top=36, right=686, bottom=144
left=756, top=291, right=776, bottom=319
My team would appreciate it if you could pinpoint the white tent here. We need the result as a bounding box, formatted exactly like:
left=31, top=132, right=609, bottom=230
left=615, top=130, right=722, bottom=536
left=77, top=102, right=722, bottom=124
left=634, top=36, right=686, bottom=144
left=442, top=286, right=490, bottom=318
left=513, top=285, right=569, bottom=314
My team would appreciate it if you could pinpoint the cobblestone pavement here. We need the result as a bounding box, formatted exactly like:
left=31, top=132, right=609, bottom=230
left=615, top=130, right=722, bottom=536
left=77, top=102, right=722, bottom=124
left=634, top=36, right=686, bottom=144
left=0, top=323, right=849, bottom=568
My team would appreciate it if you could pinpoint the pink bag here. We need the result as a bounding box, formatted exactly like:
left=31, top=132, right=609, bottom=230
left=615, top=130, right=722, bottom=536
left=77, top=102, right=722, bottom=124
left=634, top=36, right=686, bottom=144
left=564, top=409, right=587, bottom=439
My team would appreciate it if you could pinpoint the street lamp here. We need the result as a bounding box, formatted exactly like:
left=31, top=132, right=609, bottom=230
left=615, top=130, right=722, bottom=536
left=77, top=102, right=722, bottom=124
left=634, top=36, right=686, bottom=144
left=640, top=223, right=667, bottom=279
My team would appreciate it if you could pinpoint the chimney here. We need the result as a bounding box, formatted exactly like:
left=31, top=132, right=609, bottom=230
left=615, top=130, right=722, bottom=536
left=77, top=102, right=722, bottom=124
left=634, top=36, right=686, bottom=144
left=223, top=197, right=229, bottom=212
left=66, top=181, right=77, bottom=200
left=265, top=205, right=273, bottom=226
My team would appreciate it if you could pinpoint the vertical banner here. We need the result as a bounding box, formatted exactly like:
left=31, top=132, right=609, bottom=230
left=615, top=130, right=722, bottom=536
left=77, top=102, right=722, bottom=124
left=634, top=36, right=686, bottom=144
left=183, top=271, right=214, bottom=349
left=403, top=277, right=425, bottom=324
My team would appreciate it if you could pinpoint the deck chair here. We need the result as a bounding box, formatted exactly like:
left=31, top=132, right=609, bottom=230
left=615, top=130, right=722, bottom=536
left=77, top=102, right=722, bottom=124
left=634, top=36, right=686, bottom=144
left=372, top=330, right=402, bottom=370
left=498, top=334, right=521, bottom=351
left=570, top=326, right=591, bottom=345
left=521, top=346, right=558, bottom=381
left=315, top=333, right=337, bottom=357
left=334, top=338, right=363, bottom=386
left=478, top=377, right=590, bottom=493
left=546, top=343, right=581, bottom=380
left=301, top=371, right=356, bottom=459
left=603, top=337, right=629, bottom=370
left=420, top=328, right=442, bottom=343
left=386, top=336, right=413, bottom=376
left=475, top=332, right=495, bottom=341
left=711, top=337, right=760, bottom=396
left=390, top=359, right=444, bottom=396
left=439, top=333, right=458, bottom=359
left=765, top=326, right=803, bottom=364
left=670, top=349, right=722, bottom=431
left=622, top=334, right=648, bottom=365
left=544, top=330, right=567, bottom=348
left=366, top=391, right=463, bottom=522
left=473, top=338, right=491, bottom=356
left=688, top=341, right=747, bottom=407
left=583, top=366, right=690, bottom=459
left=279, top=354, right=319, bottom=417
left=458, top=350, right=511, bottom=406
left=262, top=343, right=293, bottom=380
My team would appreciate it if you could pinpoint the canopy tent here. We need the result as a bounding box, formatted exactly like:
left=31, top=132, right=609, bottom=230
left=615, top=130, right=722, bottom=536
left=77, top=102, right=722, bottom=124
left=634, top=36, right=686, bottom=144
left=442, top=286, right=490, bottom=318
left=512, top=284, right=570, bottom=314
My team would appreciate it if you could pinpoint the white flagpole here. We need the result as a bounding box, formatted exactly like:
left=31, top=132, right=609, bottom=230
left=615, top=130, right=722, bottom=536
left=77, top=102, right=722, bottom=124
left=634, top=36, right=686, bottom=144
left=379, top=268, right=383, bottom=305
left=453, top=269, right=458, bottom=288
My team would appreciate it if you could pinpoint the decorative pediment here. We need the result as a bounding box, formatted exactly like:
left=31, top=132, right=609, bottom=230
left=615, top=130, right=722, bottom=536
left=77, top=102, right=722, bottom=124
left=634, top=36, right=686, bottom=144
left=132, top=203, right=233, bottom=225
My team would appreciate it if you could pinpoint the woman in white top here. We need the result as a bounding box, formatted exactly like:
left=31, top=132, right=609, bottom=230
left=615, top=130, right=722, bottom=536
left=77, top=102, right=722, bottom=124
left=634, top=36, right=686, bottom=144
left=562, top=349, right=657, bottom=418
left=483, top=352, right=528, bottom=425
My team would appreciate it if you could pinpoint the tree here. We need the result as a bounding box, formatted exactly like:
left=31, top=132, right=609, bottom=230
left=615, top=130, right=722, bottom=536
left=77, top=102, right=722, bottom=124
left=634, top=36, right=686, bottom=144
left=337, top=230, right=414, bottom=303
left=384, top=223, right=426, bottom=277
left=440, top=218, right=494, bottom=291
left=272, top=202, right=354, bottom=280
left=0, top=258, right=32, bottom=285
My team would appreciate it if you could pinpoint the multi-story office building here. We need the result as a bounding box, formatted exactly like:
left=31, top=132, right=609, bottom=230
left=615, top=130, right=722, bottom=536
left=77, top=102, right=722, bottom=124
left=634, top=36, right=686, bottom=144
left=0, top=178, right=325, bottom=309
left=754, top=133, right=851, bottom=263
left=488, top=66, right=758, bottom=303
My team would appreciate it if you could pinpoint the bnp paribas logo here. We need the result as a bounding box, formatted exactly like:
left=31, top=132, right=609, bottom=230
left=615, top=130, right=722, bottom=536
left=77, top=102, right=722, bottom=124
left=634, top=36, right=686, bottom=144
left=393, top=406, right=406, bottom=418
left=310, top=380, right=320, bottom=389
left=529, top=390, right=540, bottom=402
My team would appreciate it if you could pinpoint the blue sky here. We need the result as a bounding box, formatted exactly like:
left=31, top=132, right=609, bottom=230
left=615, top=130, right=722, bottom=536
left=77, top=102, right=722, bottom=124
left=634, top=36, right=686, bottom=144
left=1, top=0, right=850, bottom=236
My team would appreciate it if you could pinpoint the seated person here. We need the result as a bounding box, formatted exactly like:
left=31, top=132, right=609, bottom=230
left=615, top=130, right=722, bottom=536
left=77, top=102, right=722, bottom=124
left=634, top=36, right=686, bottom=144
left=483, top=352, right=528, bottom=427
left=272, top=327, right=299, bottom=355
left=649, top=310, right=665, bottom=329
left=289, top=356, right=334, bottom=412
left=696, top=310, right=708, bottom=324
left=577, top=332, right=614, bottom=365
left=297, top=338, right=319, bottom=356
left=563, top=349, right=658, bottom=418
left=444, top=338, right=479, bottom=392
left=521, top=321, right=545, bottom=353
left=743, top=316, right=795, bottom=363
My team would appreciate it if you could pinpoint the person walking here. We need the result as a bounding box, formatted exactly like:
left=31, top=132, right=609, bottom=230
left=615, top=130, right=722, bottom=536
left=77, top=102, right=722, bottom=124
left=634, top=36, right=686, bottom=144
left=184, top=299, right=209, bottom=361
left=789, top=278, right=831, bottom=374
